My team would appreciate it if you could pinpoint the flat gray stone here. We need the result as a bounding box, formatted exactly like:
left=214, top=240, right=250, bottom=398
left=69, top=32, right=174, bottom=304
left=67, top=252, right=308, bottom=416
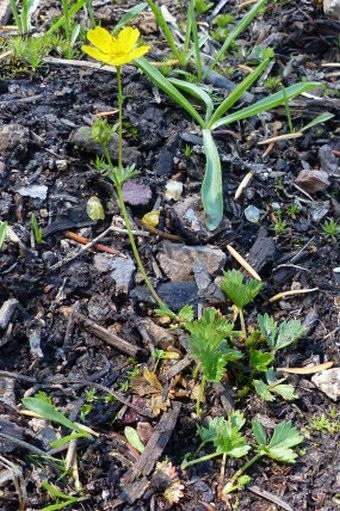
left=94, top=253, right=136, bottom=294
left=158, top=241, right=226, bottom=282
left=69, top=126, right=141, bottom=166
left=324, top=0, right=340, bottom=19
left=0, top=124, right=29, bottom=155
left=312, top=368, right=340, bottom=401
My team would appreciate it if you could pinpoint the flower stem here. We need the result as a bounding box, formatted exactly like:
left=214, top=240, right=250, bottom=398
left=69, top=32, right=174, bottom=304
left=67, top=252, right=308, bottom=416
left=116, top=185, right=164, bottom=307
left=181, top=450, right=221, bottom=470
left=105, top=67, right=164, bottom=308
left=116, top=66, right=123, bottom=172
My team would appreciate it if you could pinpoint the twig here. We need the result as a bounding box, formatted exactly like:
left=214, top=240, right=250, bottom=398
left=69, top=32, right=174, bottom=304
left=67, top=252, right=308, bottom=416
left=73, top=311, right=140, bottom=357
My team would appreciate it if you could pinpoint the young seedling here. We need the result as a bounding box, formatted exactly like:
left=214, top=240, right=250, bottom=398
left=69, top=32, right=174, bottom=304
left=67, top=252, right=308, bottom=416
left=220, top=270, right=263, bottom=337
left=184, top=307, right=242, bottom=416
left=40, top=481, right=79, bottom=511
left=0, top=221, right=8, bottom=249
left=252, top=367, right=298, bottom=401
left=181, top=410, right=250, bottom=470
left=322, top=218, right=340, bottom=240
left=257, top=313, right=307, bottom=352
left=223, top=419, right=304, bottom=494
left=30, top=213, right=44, bottom=245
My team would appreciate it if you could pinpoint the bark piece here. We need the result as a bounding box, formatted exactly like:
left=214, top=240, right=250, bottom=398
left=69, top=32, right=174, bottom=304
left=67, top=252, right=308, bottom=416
left=130, top=401, right=181, bottom=479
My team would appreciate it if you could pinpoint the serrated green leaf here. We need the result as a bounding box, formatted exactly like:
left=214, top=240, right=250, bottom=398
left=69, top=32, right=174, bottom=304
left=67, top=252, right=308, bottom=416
left=252, top=419, right=267, bottom=445
left=213, top=411, right=250, bottom=457
left=197, top=416, right=225, bottom=446
left=265, top=420, right=304, bottom=463
left=252, top=379, right=275, bottom=401
left=250, top=349, right=274, bottom=372
left=220, top=270, right=263, bottom=309
left=185, top=308, right=242, bottom=381
left=257, top=313, right=277, bottom=348
left=272, top=383, right=298, bottom=401
left=275, top=320, right=306, bottom=350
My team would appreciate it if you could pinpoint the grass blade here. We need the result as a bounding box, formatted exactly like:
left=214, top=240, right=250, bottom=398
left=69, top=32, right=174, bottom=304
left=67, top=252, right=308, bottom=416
left=300, top=112, right=334, bottom=132
left=112, top=3, right=148, bottom=35
left=207, top=57, right=271, bottom=128
left=169, top=78, right=214, bottom=122
left=136, top=57, right=205, bottom=127
left=211, top=82, right=321, bottom=130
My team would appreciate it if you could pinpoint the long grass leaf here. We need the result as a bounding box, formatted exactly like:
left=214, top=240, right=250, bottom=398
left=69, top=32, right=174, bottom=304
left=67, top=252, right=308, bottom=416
left=211, top=82, right=321, bottom=130
left=46, top=0, right=87, bottom=35
left=201, top=130, right=223, bottom=230
left=112, top=3, right=148, bottom=35
left=300, top=112, right=334, bottom=132
left=136, top=57, right=205, bottom=127
left=144, top=0, right=183, bottom=63
left=207, top=57, right=271, bottom=128
left=169, top=78, right=214, bottom=122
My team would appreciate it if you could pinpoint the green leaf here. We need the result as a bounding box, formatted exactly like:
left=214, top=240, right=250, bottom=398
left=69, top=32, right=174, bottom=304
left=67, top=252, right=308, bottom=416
left=46, top=0, right=87, bottom=35
left=169, top=78, right=214, bottom=122
left=201, top=129, right=223, bottom=230
left=22, top=397, right=89, bottom=436
left=250, top=350, right=274, bottom=372
left=300, top=112, right=334, bottom=132
left=197, top=416, right=225, bottom=446
left=220, top=270, right=263, bottom=309
left=185, top=308, right=242, bottom=382
left=207, top=57, right=271, bottom=128
left=124, top=426, right=145, bottom=453
left=213, top=411, right=250, bottom=458
left=272, top=383, right=298, bottom=401
left=136, top=57, right=205, bottom=127
left=211, top=82, right=321, bottom=130
left=252, top=379, right=275, bottom=401
left=258, top=314, right=306, bottom=351
left=275, top=320, right=306, bottom=350
left=112, top=3, right=147, bottom=35
left=265, top=420, right=304, bottom=463
left=252, top=419, right=267, bottom=446
left=0, top=221, right=8, bottom=249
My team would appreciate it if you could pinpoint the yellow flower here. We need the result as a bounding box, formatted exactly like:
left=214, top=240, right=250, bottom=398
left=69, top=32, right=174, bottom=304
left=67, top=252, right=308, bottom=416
left=81, top=26, right=150, bottom=67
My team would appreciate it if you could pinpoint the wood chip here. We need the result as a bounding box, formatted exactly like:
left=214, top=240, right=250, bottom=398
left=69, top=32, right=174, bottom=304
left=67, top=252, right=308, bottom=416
left=130, top=401, right=181, bottom=480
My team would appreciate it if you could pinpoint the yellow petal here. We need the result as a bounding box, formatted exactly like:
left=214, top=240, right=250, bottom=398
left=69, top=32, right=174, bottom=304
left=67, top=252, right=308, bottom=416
left=118, top=27, right=140, bottom=52
left=81, top=45, right=112, bottom=64
left=127, top=45, right=150, bottom=61
left=87, top=26, right=114, bottom=54
left=107, top=54, right=136, bottom=66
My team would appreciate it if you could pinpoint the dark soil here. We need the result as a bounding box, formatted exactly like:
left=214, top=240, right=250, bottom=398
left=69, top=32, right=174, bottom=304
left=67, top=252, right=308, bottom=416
left=0, top=1, right=339, bottom=510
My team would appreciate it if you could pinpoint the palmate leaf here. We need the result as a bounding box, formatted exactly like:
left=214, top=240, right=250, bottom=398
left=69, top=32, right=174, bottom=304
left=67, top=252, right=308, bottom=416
left=266, top=421, right=304, bottom=463
left=258, top=313, right=306, bottom=351
left=220, top=270, right=263, bottom=309
left=213, top=411, right=250, bottom=458
left=249, top=349, right=274, bottom=372
left=254, top=419, right=304, bottom=463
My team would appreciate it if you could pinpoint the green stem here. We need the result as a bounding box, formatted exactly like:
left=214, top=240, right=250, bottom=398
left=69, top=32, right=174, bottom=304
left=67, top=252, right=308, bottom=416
left=196, top=375, right=206, bottom=418
left=116, top=66, right=123, bottom=172
left=182, top=450, right=221, bottom=470
left=239, top=308, right=247, bottom=339
left=103, top=67, right=164, bottom=308
left=62, top=0, right=71, bottom=57
left=230, top=452, right=263, bottom=483
left=116, top=186, right=164, bottom=307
